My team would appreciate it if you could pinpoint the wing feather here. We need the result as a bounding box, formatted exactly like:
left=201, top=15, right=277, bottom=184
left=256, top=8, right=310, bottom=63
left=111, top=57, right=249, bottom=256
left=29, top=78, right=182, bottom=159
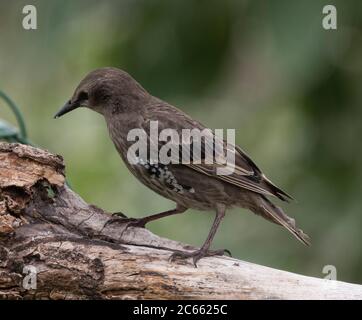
left=142, top=103, right=292, bottom=201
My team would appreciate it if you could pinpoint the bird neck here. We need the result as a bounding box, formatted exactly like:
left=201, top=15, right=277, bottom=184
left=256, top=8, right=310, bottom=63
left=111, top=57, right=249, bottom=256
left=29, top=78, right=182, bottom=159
left=105, top=111, right=144, bottom=155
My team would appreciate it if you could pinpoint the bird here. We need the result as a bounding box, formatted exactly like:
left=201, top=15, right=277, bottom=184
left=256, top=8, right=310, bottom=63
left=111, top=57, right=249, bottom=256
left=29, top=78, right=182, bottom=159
left=54, top=67, right=310, bottom=266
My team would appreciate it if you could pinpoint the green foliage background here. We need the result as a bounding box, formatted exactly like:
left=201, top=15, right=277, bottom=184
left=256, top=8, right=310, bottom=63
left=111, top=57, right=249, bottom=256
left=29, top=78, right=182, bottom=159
left=1, top=0, right=361, bottom=283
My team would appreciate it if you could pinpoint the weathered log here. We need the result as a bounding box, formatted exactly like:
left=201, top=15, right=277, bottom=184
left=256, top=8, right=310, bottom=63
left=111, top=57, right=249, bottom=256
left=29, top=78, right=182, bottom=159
left=0, top=142, right=361, bottom=300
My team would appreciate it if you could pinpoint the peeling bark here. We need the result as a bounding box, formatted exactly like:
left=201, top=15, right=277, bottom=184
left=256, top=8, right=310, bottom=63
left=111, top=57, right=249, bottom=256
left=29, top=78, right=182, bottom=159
left=0, top=142, right=361, bottom=300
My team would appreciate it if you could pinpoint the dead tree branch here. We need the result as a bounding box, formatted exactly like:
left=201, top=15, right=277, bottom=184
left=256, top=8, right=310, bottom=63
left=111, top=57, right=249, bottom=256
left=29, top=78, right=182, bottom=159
left=0, top=142, right=361, bottom=300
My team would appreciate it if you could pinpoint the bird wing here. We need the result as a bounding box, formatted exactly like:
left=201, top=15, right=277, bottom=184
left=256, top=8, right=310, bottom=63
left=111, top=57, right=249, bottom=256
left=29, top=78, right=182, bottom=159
left=142, top=103, right=293, bottom=201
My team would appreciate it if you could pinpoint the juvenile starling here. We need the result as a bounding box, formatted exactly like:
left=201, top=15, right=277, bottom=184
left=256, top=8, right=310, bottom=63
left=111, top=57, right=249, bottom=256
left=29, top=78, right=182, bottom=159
left=54, top=67, right=310, bottom=265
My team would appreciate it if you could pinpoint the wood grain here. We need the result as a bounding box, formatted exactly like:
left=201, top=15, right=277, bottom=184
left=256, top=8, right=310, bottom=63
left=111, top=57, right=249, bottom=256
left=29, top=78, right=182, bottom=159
left=0, top=142, right=361, bottom=300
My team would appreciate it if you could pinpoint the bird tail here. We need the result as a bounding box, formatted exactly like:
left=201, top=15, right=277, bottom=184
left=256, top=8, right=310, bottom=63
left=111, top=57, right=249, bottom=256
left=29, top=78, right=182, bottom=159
left=261, top=175, right=294, bottom=202
left=253, top=196, right=311, bottom=246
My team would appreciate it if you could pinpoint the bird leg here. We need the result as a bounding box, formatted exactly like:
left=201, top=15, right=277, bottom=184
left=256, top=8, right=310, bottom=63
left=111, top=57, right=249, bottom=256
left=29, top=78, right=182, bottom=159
left=169, top=205, right=230, bottom=267
left=103, top=205, right=187, bottom=230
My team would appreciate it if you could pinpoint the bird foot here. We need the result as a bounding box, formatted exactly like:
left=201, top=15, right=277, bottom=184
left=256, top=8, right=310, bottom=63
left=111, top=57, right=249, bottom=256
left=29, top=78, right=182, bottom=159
left=103, top=215, right=147, bottom=231
left=169, top=248, right=232, bottom=267
left=111, top=211, right=128, bottom=218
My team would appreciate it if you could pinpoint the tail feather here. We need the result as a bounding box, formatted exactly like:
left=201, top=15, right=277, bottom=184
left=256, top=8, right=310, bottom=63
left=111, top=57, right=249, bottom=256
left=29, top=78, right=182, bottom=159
left=262, top=175, right=294, bottom=202
left=255, top=196, right=310, bottom=246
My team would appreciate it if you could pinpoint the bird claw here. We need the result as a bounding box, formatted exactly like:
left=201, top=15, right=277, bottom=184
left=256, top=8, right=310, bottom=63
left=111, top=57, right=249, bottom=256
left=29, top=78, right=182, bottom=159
left=127, top=218, right=147, bottom=228
left=103, top=216, right=147, bottom=231
left=111, top=211, right=128, bottom=218
left=169, top=248, right=231, bottom=267
left=223, top=249, right=232, bottom=257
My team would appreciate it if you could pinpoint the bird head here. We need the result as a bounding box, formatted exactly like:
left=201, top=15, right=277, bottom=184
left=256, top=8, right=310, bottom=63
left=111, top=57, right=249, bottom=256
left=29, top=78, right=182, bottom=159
left=54, top=67, right=149, bottom=118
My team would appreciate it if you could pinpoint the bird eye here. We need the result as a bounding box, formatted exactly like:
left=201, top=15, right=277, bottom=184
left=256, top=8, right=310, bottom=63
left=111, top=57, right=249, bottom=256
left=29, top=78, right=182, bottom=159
left=77, top=91, right=88, bottom=101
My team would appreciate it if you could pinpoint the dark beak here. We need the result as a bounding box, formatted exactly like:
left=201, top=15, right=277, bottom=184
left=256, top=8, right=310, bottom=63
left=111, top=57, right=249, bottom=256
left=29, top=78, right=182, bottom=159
left=54, top=100, right=79, bottom=119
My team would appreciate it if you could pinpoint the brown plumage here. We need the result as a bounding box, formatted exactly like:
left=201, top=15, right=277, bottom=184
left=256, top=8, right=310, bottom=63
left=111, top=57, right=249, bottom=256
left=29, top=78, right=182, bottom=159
left=55, top=67, right=310, bottom=266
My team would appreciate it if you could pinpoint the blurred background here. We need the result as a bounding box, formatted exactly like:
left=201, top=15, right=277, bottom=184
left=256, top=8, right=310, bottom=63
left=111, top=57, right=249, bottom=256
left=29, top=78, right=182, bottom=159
left=1, top=0, right=361, bottom=283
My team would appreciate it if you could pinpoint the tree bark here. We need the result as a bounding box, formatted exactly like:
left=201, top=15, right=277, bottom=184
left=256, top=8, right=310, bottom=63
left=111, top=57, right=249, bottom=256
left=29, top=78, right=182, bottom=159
left=0, top=142, right=361, bottom=300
